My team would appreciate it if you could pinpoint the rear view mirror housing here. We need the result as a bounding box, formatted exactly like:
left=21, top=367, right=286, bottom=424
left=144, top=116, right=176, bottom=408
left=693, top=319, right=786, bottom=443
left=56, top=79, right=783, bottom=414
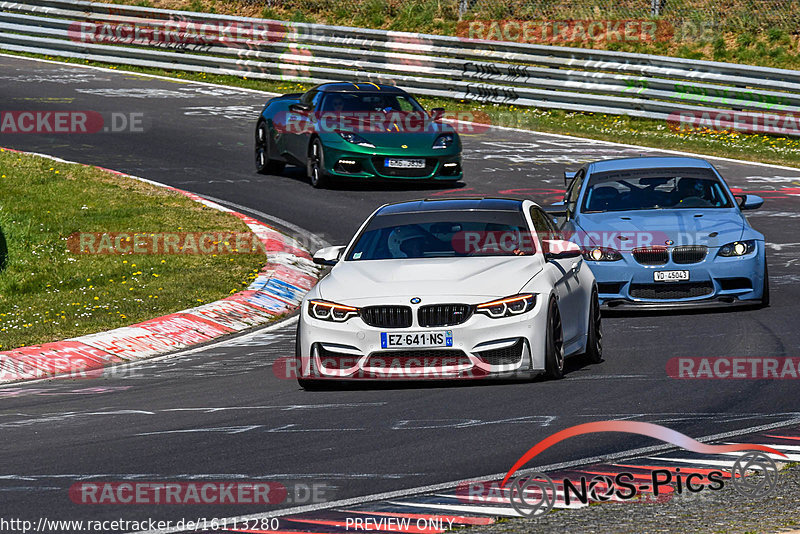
left=542, top=239, right=582, bottom=260
left=735, top=194, right=764, bottom=211
left=312, top=245, right=346, bottom=266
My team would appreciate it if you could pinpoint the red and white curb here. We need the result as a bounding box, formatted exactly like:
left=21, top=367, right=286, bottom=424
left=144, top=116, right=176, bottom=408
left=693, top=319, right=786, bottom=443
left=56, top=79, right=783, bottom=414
left=0, top=147, right=319, bottom=384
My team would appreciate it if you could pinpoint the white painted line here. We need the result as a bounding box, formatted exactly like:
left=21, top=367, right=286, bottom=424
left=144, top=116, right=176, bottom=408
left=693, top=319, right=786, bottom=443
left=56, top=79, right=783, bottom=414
left=642, top=457, right=741, bottom=468
left=385, top=499, right=583, bottom=515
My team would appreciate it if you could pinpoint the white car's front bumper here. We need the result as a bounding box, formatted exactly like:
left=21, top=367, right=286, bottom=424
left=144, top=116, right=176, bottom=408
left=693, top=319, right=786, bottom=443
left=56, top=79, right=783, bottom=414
left=296, top=296, right=548, bottom=380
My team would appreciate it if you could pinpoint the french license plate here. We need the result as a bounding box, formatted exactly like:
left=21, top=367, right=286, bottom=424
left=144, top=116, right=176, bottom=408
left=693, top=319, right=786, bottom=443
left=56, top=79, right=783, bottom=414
left=654, top=270, right=689, bottom=282
left=385, top=158, right=425, bottom=169
left=381, top=331, right=453, bottom=348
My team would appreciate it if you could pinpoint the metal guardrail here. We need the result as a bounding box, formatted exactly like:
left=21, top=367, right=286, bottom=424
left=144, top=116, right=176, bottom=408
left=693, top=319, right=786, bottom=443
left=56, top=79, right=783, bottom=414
left=2, top=0, right=800, bottom=127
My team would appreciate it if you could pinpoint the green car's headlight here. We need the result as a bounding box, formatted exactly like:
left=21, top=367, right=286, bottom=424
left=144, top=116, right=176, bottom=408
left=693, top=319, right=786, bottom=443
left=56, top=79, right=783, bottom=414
left=336, top=130, right=375, bottom=148
left=718, top=240, right=756, bottom=257
left=433, top=134, right=455, bottom=149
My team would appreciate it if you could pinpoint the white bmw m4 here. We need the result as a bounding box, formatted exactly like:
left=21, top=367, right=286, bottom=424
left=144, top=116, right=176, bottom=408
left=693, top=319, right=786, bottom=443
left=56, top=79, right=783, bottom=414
left=296, top=198, right=601, bottom=388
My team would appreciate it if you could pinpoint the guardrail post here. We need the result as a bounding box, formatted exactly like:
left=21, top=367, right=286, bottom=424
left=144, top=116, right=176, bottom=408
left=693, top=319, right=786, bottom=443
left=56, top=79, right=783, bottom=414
left=651, top=0, right=662, bottom=17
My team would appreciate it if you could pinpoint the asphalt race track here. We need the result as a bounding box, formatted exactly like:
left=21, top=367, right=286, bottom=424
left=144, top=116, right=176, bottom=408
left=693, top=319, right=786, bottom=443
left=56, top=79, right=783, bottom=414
left=2, top=54, right=800, bottom=530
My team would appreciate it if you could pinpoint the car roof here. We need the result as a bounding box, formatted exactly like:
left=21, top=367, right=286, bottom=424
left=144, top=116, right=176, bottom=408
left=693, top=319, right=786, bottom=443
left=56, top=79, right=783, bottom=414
left=313, top=82, right=407, bottom=94
left=588, top=156, right=715, bottom=174
left=376, top=198, right=526, bottom=215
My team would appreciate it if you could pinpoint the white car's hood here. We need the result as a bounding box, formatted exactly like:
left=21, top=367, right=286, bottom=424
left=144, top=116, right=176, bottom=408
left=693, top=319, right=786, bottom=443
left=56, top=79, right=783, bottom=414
left=318, top=256, right=541, bottom=303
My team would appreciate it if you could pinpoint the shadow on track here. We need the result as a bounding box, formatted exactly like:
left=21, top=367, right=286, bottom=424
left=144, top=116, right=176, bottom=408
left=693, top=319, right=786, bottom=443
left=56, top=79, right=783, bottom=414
left=295, top=356, right=601, bottom=392
left=278, top=167, right=467, bottom=193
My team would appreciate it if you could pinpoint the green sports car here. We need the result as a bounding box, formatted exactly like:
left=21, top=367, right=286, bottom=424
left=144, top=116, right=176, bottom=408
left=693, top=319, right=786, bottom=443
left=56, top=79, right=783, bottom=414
left=254, top=82, right=463, bottom=188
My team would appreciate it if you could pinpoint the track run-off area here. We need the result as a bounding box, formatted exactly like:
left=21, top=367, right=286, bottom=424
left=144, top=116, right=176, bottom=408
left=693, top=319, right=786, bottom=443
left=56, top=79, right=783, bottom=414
left=1, top=54, right=800, bottom=531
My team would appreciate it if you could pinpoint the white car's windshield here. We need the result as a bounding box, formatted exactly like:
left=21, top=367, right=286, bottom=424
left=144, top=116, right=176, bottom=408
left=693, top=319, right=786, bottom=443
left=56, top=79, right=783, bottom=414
left=346, top=211, right=535, bottom=260
left=582, top=167, right=733, bottom=212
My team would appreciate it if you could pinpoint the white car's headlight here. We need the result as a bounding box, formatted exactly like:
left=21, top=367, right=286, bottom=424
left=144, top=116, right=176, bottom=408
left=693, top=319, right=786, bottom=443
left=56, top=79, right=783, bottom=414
left=718, top=240, right=756, bottom=257
left=308, top=299, right=360, bottom=322
left=475, top=294, right=536, bottom=318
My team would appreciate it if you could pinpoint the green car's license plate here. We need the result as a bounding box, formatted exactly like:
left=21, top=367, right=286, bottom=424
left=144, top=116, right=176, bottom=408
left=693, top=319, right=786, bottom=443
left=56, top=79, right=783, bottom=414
left=385, top=158, right=425, bottom=169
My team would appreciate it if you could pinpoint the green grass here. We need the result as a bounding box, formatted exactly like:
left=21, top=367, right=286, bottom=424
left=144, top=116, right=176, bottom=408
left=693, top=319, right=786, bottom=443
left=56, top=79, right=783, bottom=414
left=0, top=148, right=265, bottom=350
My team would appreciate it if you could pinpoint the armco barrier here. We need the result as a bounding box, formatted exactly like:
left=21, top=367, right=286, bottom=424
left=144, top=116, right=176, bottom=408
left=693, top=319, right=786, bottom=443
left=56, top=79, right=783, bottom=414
left=0, top=147, right=319, bottom=384
left=2, top=0, right=800, bottom=126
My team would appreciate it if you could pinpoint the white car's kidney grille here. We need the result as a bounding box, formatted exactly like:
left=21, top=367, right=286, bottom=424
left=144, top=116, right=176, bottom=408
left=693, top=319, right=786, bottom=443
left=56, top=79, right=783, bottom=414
left=360, top=306, right=413, bottom=328
left=417, top=304, right=473, bottom=327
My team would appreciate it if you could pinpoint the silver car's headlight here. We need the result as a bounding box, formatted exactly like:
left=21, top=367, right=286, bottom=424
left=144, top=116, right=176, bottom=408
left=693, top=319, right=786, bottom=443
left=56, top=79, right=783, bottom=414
left=308, top=299, right=360, bottom=322
left=475, top=294, right=536, bottom=318
left=718, top=240, right=756, bottom=257
left=582, top=247, right=623, bottom=262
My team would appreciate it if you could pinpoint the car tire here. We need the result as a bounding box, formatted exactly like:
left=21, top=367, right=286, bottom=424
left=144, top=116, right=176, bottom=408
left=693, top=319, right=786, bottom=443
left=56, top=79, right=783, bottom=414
left=307, top=139, right=330, bottom=189
left=584, top=288, right=603, bottom=364
left=544, top=297, right=565, bottom=380
left=255, top=120, right=285, bottom=175
left=760, top=259, right=770, bottom=308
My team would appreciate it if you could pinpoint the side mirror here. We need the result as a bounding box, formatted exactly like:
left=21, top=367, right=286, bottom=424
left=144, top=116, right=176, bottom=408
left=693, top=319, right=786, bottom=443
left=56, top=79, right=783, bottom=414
left=429, top=107, right=445, bottom=120
left=312, top=245, right=345, bottom=266
left=564, top=171, right=576, bottom=186
left=735, top=194, right=764, bottom=211
left=289, top=103, right=310, bottom=114
left=544, top=201, right=566, bottom=218
left=543, top=239, right=582, bottom=260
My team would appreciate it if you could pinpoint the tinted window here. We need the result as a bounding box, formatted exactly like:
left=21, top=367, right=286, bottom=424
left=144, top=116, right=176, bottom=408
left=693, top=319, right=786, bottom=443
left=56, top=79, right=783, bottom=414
left=529, top=207, right=558, bottom=239
left=346, top=210, right=535, bottom=260
left=581, top=167, right=733, bottom=212
left=565, top=169, right=585, bottom=219
left=321, top=92, right=424, bottom=113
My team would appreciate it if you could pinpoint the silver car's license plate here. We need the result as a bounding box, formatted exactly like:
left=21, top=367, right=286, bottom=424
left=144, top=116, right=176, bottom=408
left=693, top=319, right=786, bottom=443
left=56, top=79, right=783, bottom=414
left=385, top=158, right=425, bottom=169
left=654, top=270, right=689, bottom=282
left=381, top=331, right=453, bottom=348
